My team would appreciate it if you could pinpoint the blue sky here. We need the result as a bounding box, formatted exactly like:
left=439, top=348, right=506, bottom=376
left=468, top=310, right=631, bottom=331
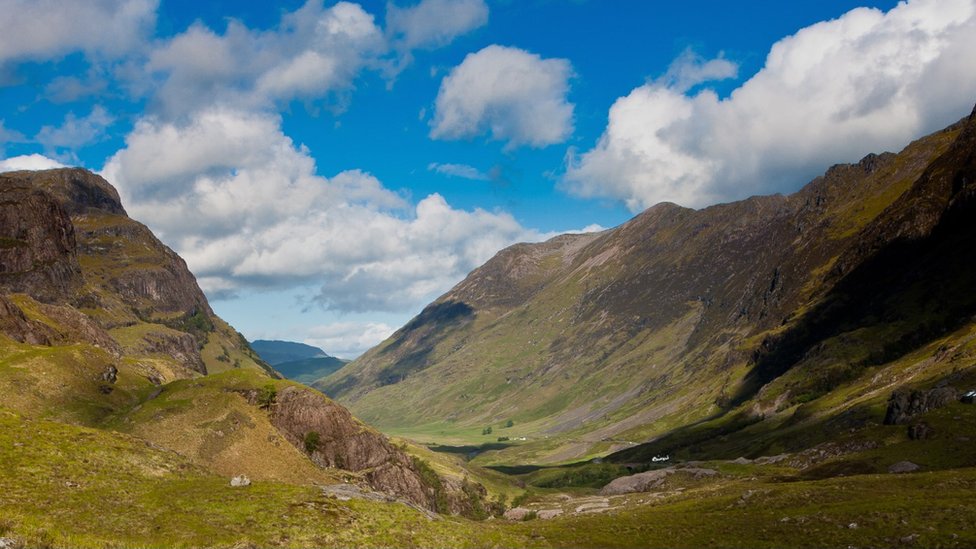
left=2, top=0, right=975, bottom=357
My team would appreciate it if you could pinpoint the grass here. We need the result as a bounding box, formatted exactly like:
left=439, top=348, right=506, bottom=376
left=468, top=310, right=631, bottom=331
left=0, top=409, right=523, bottom=548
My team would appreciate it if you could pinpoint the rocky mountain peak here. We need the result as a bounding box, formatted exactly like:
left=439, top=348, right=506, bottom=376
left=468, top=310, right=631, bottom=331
left=3, top=168, right=126, bottom=216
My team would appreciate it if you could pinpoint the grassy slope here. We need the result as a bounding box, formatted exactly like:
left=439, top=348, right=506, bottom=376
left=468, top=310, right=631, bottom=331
left=0, top=409, right=521, bottom=549
left=106, top=369, right=342, bottom=485
left=3, top=404, right=976, bottom=548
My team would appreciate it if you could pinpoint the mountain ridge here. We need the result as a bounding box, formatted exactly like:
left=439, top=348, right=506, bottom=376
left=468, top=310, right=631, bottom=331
left=318, top=105, right=976, bottom=466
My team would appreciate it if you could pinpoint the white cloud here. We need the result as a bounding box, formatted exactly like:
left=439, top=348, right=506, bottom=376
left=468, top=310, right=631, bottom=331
left=44, top=74, right=109, bottom=103
left=0, top=0, right=156, bottom=65
left=305, top=321, right=396, bottom=358
left=427, top=161, right=488, bottom=180
left=0, top=154, right=65, bottom=172
left=430, top=45, right=574, bottom=149
left=387, top=0, right=488, bottom=50
left=102, top=108, right=543, bottom=313
left=144, top=1, right=384, bottom=117
left=564, top=0, right=976, bottom=211
left=656, top=48, right=738, bottom=93
left=35, top=106, right=114, bottom=154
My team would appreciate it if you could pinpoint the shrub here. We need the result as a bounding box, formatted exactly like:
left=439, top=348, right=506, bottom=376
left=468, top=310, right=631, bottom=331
left=482, top=426, right=493, bottom=435
left=505, top=419, right=514, bottom=428
left=257, top=384, right=277, bottom=409
left=411, top=456, right=448, bottom=513
left=304, top=431, right=320, bottom=454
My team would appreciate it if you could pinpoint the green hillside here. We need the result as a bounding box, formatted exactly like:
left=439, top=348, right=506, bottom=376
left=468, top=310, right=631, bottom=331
left=319, top=107, right=976, bottom=471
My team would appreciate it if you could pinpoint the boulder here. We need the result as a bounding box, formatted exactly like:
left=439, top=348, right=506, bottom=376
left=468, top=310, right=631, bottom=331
left=230, top=475, right=251, bottom=487
left=884, top=386, right=958, bottom=425
left=503, top=507, right=533, bottom=521
left=537, top=509, right=563, bottom=520
left=600, top=467, right=717, bottom=496
left=888, top=461, right=920, bottom=474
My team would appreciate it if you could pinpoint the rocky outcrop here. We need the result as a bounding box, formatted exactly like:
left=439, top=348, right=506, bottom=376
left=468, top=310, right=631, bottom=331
left=884, top=386, right=958, bottom=425
left=139, top=330, right=205, bottom=374
left=80, top=219, right=214, bottom=319
left=0, top=295, right=54, bottom=345
left=241, top=385, right=438, bottom=510
left=4, top=168, right=126, bottom=217
left=0, top=294, right=121, bottom=355
left=600, top=467, right=717, bottom=495
left=888, top=460, right=920, bottom=474
left=0, top=180, right=81, bottom=302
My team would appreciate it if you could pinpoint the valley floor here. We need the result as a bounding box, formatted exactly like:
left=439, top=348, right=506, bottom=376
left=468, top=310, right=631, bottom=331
left=2, top=405, right=976, bottom=548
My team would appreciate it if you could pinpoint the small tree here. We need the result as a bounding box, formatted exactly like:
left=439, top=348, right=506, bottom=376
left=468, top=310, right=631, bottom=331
left=504, top=419, right=514, bottom=428
left=304, top=431, right=321, bottom=454
left=482, top=426, right=493, bottom=435
left=257, top=384, right=277, bottom=409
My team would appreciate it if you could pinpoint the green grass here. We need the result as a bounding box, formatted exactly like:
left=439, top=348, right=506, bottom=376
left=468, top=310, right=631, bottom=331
left=0, top=409, right=524, bottom=548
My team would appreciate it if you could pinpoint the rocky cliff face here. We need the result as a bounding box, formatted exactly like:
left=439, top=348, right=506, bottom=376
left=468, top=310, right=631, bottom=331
left=0, top=179, right=82, bottom=302
left=320, top=106, right=976, bottom=463
left=253, top=386, right=437, bottom=510
left=0, top=169, right=217, bottom=375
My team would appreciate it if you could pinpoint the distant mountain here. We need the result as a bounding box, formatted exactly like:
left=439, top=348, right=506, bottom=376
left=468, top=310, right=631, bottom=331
left=319, top=105, right=976, bottom=468
left=251, top=339, right=330, bottom=365
left=275, top=356, right=349, bottom=385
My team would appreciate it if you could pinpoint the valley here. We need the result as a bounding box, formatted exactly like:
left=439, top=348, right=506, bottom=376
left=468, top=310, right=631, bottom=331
left=2, top=97, right=976, bottom=549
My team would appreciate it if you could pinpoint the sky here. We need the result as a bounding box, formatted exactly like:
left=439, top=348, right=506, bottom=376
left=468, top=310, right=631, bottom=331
left=1, top=0, right=975, bottom=358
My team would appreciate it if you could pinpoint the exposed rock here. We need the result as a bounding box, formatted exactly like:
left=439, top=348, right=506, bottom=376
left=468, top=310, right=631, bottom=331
left=0, top=295, right=54, bottom=345
left=101, top=365, right=119, bottom=384
left=0, top=537, right=20, bottom=549
left=244, top=385, right=442, bottom=512
left=884, top=386, right=958, bottom=425
left=575, top=501, right=610, bottom=513
left=0, top=294, right=122, bottom=354
left=320, top=483, right=438, bottom=519
left=230, top=475, right=251, bottom=487
left=0, top=179, right=81, bottom=301
left=8, top=167, right=126, bottom=217
left=754, top=454, right=789, bottom=465
left=140, top=330, right=206, bottom=375
left=503, top=507, right=533, bottom=521
left=600, top=467, right=717, bottom=496
left=888, top=461, right=920, bottom=474
left=537, top=509, right=563, bottom=520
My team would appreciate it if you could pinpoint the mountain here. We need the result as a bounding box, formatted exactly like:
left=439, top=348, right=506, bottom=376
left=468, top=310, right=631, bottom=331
left=319, top=105, right=976, bottom=467
left=0, top=169, right=501, bottom=545
left=251, top=339, right=349, bottom=384
left=275, top=356, right=349, bottom=384
left=251, top=339, right=331, bottom=365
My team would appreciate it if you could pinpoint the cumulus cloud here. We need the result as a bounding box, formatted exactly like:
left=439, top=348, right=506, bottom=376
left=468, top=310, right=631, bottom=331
left=36, top=106, right=114, bottom=155
left=0, top=154, right=65, bottom=172
left=144, top=1, right=384, bottom=117
left=387, top=0, right=488, bottom=50
left=305, top=321, right=396, bottom=358
left=0, top=0, right=156, bottom=65
left=430, top=45, right=574, bottom=148
left=102, top=108, right=543, bottom=313
left=427, top=161, right=489, bottom=180
left=564, top=0, right=976, bottom=211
